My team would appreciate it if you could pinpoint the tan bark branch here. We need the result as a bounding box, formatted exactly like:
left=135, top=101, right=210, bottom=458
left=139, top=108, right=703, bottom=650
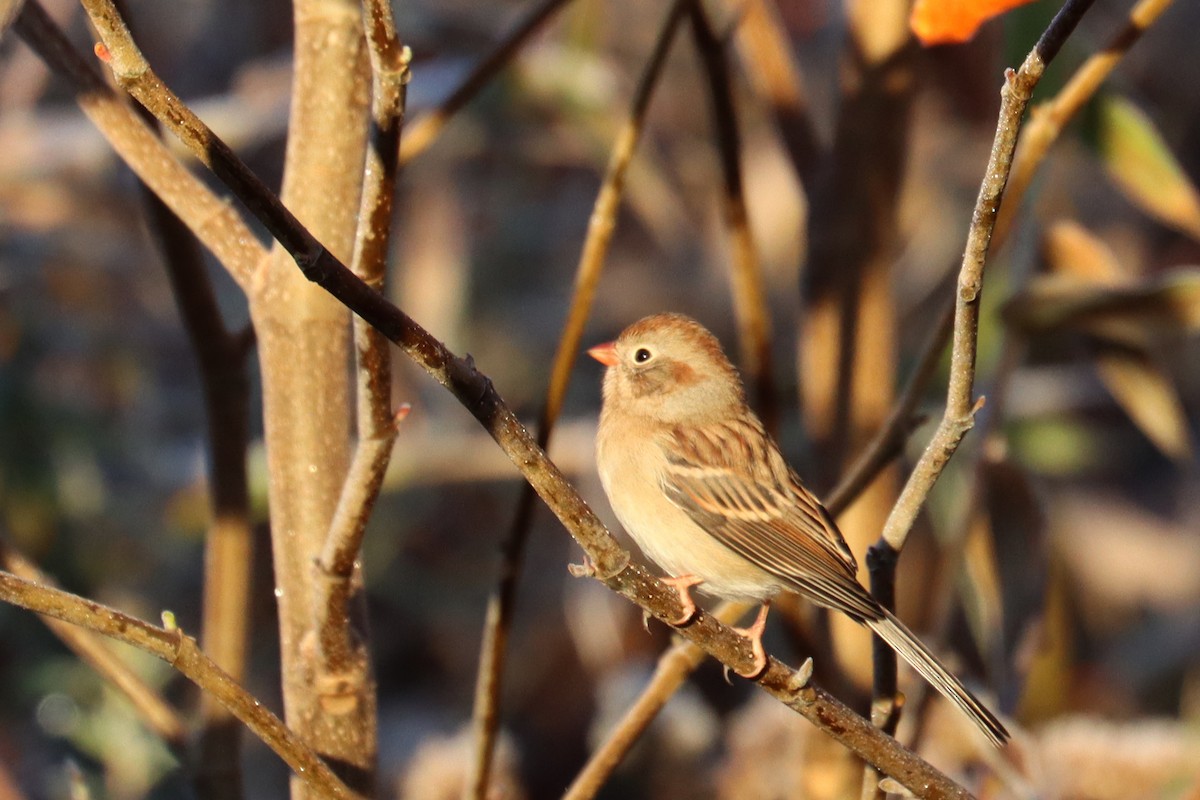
left=0, top=571, right=355, bottom=800
left=12, top=1, right=265, bottom=287
left=0, top=541, right=188, bottom=751
left=878, top=0, right=1095, bottom=552
left=689, top=0, right=777, bottom=432
left=307, top=0, right=408, bottom=696
left=398, top=0, right=577, bottom=165
left=464, top=4, right=690, bottom=795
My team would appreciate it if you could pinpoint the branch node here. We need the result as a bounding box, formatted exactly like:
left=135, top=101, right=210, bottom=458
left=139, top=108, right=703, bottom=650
left=393, top=402, right=412, bottom=428
left=878, top=777, right=914, bottom=797
left=566, top=557, right=596, bottom=578
left=788, top=657, right=814, bottom=693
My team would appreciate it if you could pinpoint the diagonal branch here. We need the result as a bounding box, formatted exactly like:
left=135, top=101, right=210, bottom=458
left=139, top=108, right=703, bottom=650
left=0, top=571, right=356, bottom=800
left=398, top=0, right=577, bottom=165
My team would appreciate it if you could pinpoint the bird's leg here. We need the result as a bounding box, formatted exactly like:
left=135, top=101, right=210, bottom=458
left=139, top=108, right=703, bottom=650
left=730, top=601, right=770, bottom=679
left=660, top=574, right=704, bottom=625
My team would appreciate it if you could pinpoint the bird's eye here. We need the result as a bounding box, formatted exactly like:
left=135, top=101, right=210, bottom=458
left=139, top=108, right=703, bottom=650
left=633, top=347, right=653, bottom=363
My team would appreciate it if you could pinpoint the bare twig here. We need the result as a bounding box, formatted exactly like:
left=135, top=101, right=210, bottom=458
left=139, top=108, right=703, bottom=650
left=464, top=4, right=689, bottom=796
left=866, top=0, right=1097, bottom=765
left=310, top=0, right=409, bottom=691
left=0, top=541, right=187, bottom=751
left=398, top=0, right=576, bottom=165
left=826, top=304, right=953, bottom=516
left=0, top=571, right=355, bottom=800
left=139, top=169, right=254, bottom=800
left=689, top=1, right=776, bottom=431
left=992, top=0, right=1176, bottom=250
left=726, top=0, right=821, bottom=193
left=563, top=602, right=753, bottom=800
left=877, top=0, right=1097, bottom=554
left=13, top=1, right=264, bottom=286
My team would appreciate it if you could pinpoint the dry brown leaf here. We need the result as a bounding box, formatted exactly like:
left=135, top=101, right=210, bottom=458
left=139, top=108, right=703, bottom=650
left=1099, top=96, right=1200, bottom=241
left=1003, top=268, right=1200, bottom=345
left=1094, top=348, right=1193, bottom=461
left=1042, top=219, right=1124, bottom=284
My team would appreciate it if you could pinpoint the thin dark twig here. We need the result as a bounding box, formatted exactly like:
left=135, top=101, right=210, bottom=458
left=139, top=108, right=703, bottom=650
left=398, top=0, right=576, bottom=164
left=825, top=304, right=953, bottom=517
left=464, top=4, right=689, bottom=795
left=140, top=170, right=254, bottom=800
left=688, top=0, right=776, bottom=432
left=79, top=1, right=256, bottom=785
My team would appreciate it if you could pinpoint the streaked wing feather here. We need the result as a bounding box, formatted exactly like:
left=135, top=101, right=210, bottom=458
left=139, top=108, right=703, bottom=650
left=660, top=419, right=881, bottom=622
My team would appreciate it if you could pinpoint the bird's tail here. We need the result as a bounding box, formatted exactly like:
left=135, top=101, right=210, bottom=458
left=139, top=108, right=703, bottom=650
left=866, top=610, right=1009, bottom=747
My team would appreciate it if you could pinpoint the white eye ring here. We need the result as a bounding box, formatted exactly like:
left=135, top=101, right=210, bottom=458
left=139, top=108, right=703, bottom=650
left=633, top=346, right=654, bottom=364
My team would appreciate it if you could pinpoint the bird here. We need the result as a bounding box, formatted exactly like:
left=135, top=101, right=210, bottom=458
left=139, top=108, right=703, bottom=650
left=588, top=312, right=1009, bottom=747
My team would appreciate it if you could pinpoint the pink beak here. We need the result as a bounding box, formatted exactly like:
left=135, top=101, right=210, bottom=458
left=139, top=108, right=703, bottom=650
left=587, top=341, right=618, bottom=366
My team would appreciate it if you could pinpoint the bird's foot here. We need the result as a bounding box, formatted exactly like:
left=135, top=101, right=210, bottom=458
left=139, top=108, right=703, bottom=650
left=660, top=575, right=704, bottom=626
left=729, top=602, right=771, bottom=680
left=567, top=556, right=596, bottom=578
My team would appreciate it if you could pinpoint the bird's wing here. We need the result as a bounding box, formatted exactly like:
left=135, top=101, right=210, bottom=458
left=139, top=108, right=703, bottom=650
left=658, top=419, right=881, bottom=621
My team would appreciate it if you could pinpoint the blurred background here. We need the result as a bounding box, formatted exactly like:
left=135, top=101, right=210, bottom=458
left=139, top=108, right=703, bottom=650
left=2, top=0, right=1200, bottom=797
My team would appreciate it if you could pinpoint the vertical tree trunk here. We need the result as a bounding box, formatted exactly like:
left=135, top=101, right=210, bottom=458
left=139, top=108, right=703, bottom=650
left=250, top=0, right=376, bottom=795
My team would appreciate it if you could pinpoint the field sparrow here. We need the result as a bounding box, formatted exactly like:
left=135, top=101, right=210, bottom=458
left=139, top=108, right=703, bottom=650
left=590, top=313, right=1009, bottom=747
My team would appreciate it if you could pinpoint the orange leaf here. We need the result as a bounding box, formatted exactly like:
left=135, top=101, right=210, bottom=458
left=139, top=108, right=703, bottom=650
left=910, top=0, right=1040, bottom=45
